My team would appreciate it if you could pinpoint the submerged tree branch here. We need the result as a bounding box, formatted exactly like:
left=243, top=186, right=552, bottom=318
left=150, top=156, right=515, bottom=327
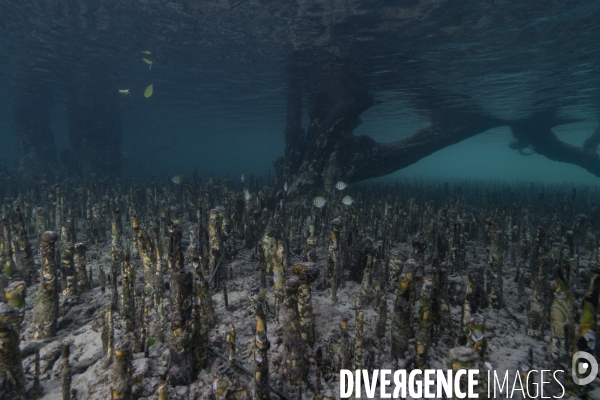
left=512, top=124, right=600, bottom=178
left=340, top=112, right=502, bottom=183
left=283, top=84, right=374, bottom=193
left=277, top=61, right=600, bottom=194
left=583, top=125, right=600, bottom=153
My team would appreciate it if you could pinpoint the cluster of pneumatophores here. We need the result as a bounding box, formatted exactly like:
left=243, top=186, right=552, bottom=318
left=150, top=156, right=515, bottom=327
left=1, top=175, right=600, bottom=399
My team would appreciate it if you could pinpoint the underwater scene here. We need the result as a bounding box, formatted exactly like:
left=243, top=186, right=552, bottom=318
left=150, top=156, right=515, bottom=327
left=1, top=1, right=600, bottom=399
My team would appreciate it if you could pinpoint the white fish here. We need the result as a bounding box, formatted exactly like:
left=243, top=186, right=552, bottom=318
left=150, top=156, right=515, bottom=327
left=335, top=181, right=347, bottom=191
left=241, top=173, right=245, bottom=183
left=284, top=182, right=288, bottom=192
left=342, top=195, right=354, bottom=206
left=244, top=190, right=252, bottom=201
left=171, top=175, right=183, bottom=185
left=313, top=196, right=326, bottom=208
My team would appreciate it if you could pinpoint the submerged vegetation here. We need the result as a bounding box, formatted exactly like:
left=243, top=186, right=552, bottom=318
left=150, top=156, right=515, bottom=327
left=0, top=176, right=599, bottom=398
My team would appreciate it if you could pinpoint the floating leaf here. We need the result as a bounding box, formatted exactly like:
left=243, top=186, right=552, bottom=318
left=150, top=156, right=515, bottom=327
left=144, top=84, right=153, bottom=98
left=142, top=58, right=153, bottom=69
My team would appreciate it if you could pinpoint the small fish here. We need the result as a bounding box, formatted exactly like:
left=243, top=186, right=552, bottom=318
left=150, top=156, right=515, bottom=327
left=142, top=58, right=153, bottom=69
left=284, top=182, right=288, bottom=192
left=241, top=173, right=245, bottom=183
left=144, top=83, right=153, bottom=98
left=342, top=195, right=354, bottom=206
left=118, top=89, right=130, bottom=95
left=171, top=175, right=183, bottom=185
left=244, top=189, right=252, bottom=201
left=335, top=181, right=347, bottom=191
left=141, top=50, right=151, bottom=55
left=313, top=196, right=326, bottom=208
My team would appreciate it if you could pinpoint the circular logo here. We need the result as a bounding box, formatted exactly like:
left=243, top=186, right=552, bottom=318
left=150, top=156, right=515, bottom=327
left=572, top=351, right=599, bottom=386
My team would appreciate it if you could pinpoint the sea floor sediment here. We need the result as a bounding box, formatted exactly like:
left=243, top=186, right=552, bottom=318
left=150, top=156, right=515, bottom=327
left=1, top=178, right=599, bottom=399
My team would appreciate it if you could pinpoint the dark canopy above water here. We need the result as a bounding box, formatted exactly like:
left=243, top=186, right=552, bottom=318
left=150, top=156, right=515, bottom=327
left=0, top=0, right=599, bottom=186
